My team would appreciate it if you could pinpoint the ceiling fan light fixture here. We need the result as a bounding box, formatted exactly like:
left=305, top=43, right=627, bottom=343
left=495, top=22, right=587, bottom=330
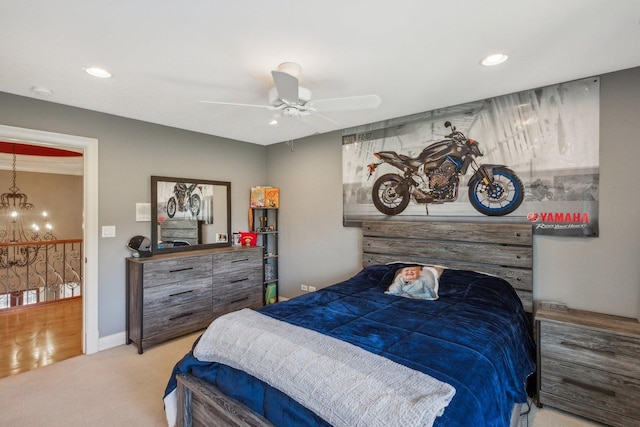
left=276, top=62, right=301, bottom=78
left=481, top=53, right=509, bottom=66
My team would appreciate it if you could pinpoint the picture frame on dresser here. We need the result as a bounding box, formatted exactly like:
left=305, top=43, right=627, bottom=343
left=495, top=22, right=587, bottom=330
left=151, top=176, right=231, bottom=255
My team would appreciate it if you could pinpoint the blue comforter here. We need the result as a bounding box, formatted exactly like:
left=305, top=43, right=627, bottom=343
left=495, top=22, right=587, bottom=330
left=165, top=264, right=535, bottom=427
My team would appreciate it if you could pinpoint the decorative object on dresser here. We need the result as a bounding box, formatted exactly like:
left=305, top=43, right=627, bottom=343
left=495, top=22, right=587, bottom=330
left=126, top=246, right=263, bottom=354
left=251, top=206, right=278, bottom=305
left=536, top=305, right=640, bottom=427
left=250, top=186, right=279, bottom=208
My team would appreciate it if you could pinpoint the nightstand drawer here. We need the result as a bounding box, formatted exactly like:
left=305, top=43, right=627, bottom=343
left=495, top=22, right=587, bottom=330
left=541, top=356, right=640, bottom=420
left=540, top=321, right=640, bottom=377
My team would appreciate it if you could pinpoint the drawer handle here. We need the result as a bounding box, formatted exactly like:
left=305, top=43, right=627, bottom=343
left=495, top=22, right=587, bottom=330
left=232, top=258, right=250, bottom=263
left=169, top=267, right=194, bottom=273
left=169, top=290, right=194, bottom=297
left=230, top=296, right=249, bottom=304
left=230, top=278, right=249, bottom=284
left=560, top=341, right=616, bottom=357
left=169, top=312, right=193, bottom=321
left=561, top=378, right=616, bottom=397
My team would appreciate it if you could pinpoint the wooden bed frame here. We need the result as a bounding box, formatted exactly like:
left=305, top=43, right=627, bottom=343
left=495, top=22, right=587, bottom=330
left=175, top=220, right=534, bottom=427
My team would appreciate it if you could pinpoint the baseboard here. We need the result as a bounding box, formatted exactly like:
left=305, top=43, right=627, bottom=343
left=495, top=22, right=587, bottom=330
left=278, top=296, right=290, bottom=302
left=98, top=331, right=127, bottom=351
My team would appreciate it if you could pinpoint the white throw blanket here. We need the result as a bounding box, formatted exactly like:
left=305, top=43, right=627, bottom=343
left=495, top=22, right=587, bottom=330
left=192, top=309, right=456, bottom=427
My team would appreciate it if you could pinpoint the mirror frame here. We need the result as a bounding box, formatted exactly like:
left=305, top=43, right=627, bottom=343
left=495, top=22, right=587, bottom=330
left=151, top=176, right=231, bottom=255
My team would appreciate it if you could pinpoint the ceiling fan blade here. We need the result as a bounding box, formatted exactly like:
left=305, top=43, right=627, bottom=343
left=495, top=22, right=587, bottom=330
left=308, top=110, right=342, bottom=126
left=310, top=94, right=381, bottom=112
left=197, top=100, right=271, bottom=109
left=271, top=70, right=299, bottom=104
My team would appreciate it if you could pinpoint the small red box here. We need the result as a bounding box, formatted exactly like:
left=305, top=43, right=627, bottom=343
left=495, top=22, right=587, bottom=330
left=238, top=232, right=257, bottom=246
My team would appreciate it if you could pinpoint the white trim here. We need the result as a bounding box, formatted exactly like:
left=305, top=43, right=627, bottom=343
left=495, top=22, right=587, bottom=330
left=0, top=124, right=99, bottom=354
left=98, top=331, right=127, bottom=351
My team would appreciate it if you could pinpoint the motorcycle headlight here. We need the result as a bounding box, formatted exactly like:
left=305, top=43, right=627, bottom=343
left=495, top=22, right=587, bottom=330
left=469, top=140, right=483, bottom=156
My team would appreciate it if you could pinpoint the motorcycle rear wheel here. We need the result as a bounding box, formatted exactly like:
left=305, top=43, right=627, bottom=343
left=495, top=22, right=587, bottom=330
left=372, top=173, right=410, bottom=215
left=468, top=167, right=524, bottom=216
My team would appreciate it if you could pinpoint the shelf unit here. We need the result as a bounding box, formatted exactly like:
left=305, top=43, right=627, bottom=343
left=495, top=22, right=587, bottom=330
left=251, top=207, right=278, bottom=304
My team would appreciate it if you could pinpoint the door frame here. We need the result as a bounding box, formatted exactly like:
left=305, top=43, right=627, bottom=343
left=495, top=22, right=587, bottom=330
left=0, top=124, right=99, bottom=354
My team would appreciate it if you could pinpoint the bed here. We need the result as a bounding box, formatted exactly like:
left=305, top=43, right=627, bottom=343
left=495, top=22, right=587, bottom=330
left=164, top=220, right=535, bottom=427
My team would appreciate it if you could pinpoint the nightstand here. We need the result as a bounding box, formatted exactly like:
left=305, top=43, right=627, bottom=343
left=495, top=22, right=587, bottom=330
left=536, top=306, right=640, bottom=426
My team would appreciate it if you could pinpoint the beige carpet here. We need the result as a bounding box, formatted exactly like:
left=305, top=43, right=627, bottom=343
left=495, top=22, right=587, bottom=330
left=0, top=331, right=603, bottom=427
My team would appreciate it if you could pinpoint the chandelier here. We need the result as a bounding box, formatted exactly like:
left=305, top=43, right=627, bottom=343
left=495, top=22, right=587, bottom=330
left=0, top=144, right=55, bottom=268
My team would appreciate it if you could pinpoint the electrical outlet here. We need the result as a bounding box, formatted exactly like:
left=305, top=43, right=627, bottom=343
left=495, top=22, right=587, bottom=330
left=308, top=286, right=316, bottom=292
left=300, top=284, right=308, bottom=291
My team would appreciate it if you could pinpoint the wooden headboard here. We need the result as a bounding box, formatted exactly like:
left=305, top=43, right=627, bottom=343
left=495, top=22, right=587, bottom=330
left=362, top=220, right=533, bottom=312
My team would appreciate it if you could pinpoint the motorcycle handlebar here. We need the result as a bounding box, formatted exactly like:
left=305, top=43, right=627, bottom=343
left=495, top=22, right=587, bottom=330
left=446, top=131, right=466, bottom=141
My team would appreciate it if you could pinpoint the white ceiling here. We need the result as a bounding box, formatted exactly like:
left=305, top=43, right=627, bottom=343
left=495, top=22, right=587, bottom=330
left=1, top=1, right=639, bottom=146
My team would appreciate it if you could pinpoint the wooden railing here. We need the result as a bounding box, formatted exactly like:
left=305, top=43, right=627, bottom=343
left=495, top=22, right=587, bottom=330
left=0, top=239, right=83, bottom=309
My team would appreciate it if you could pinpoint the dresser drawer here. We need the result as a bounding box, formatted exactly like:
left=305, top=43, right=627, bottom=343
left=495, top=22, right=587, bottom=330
left=540, top=321, right=640, bottom=377
left=212, top=286, right=263, bottom=318
left=540, top=356, right=640, bottom=421
left=143, top=304, right=213, bottom=345
left=143, top=255, right=213, bottom=287
left=143, top=278, right=212, bottom=313
left=212, top=250, right=262, bottom=276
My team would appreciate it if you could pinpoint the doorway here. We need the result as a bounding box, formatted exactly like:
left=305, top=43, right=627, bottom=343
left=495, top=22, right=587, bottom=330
left=0, top=124, right=98, bottom=356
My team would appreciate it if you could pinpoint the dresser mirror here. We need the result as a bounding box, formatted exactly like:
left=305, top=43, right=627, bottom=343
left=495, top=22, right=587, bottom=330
left=151, top=176, right=231, bottom=254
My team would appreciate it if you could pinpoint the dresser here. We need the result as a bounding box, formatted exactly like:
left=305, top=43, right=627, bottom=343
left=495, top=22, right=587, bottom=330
left=126, top=246, right=262, bottom=353
left=536, top=306, right=640, bottom=426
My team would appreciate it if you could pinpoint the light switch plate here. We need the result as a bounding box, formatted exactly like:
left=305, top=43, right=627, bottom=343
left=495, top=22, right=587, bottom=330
left=102, top=225, right=116, bottom=238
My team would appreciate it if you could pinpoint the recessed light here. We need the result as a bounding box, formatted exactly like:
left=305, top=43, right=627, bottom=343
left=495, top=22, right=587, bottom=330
left=84, top=67, right=112, bottom=78
left=269, top=119, right=278, bottom=125
left=481, top=53, right=509, bottom=67
left=31, top=86, right=53, bottom=96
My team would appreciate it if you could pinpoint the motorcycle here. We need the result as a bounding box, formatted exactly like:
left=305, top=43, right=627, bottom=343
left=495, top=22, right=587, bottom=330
left=367, top=121, right=524, bottom=216
left=167, top=183, right=201, bottom=218
left=525, top=178, right=554, bottom=201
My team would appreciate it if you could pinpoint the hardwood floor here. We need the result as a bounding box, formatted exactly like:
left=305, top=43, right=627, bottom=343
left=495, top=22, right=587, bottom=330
left=0, top=296, right=82, bottom=378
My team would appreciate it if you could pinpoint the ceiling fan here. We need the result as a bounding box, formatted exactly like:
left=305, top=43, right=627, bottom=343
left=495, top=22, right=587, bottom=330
left=198, top=62, right=381, bottom=127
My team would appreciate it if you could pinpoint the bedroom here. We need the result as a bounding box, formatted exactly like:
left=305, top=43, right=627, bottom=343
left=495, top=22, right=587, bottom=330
left=1, top=2, right=640, bottom=426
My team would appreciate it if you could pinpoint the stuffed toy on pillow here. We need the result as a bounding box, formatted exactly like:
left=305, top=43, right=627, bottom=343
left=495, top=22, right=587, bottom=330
left=385, top=265, right=441, bottom=300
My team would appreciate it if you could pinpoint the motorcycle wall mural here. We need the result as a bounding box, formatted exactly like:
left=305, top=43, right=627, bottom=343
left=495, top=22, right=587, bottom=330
left=342, top=77, right=600, bottom=237
left=367, top=121, right=524, bottom=217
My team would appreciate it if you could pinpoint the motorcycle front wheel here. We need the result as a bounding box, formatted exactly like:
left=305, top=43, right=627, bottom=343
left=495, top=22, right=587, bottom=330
left=167, top=197, right=177, bottom=218
left=468, top=167, right=524, bottom=216
left=190, top=194, right=201, bottom=217
left=372, top=173, right=410, bottom=215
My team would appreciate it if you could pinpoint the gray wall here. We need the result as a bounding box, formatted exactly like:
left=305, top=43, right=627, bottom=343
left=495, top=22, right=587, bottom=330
left=267, top=67, right=640, bottom=319
left=0, top=92, right=267, bottom=337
